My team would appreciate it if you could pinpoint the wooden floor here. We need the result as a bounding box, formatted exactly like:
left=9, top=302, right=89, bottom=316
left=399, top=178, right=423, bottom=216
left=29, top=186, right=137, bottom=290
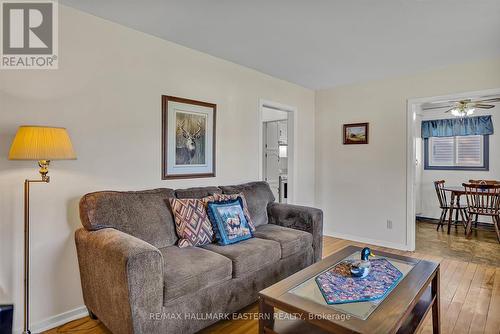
left=46, top=226, right=500, bottom=334
left=417, top=219, right=500, bottom=267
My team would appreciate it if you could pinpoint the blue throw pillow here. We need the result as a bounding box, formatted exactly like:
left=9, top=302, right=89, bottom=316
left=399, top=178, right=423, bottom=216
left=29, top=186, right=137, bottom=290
left=207, top=198, right=253, bottom=245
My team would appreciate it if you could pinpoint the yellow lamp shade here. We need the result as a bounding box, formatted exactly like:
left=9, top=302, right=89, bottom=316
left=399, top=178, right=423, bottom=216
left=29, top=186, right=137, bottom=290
left=9, top=126, right=76, bottom=160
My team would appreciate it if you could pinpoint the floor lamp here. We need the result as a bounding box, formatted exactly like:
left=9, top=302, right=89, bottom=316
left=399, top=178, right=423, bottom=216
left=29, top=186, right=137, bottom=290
left=8, top=126, right=76, bottom=334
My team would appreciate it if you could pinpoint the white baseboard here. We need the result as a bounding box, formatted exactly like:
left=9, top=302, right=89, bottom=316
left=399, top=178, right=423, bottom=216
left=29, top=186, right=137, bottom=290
left=15, top=305, right=88, bottom=334
left=325, top=231, right=410, bottom=251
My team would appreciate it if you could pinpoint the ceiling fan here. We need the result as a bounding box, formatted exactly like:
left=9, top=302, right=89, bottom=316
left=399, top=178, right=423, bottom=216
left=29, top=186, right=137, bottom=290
left=422, top=97, right=500, bottom=117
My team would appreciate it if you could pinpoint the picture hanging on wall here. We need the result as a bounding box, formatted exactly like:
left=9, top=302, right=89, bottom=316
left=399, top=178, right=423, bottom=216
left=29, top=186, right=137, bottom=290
left=343, top=122, right=369, bottom=145
left=162, top=95, right=216, bottom=179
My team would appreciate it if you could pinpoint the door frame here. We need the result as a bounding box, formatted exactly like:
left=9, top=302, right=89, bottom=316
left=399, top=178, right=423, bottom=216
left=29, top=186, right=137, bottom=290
left=259, top=99, right=296, bottom=204
left=406, top=87, right=500, bottom=251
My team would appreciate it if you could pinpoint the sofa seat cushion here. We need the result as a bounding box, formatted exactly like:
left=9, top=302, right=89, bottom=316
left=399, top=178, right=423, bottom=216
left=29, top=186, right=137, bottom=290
left=160, top=246, right=232, bottom=302
left=254, top=224, right=313, bottom=259
left=202, top=238, right=281, bottom=277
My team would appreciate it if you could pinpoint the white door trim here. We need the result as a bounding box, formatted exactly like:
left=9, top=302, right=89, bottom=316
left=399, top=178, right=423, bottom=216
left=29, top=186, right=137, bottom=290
left=259, top=99, right=297, bottom=204
left=406, top=87, right=500, bottom=251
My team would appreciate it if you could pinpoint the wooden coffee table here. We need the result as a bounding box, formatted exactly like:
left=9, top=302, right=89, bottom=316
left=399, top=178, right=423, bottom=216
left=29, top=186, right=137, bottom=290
left=259, top=246, right=440, bottom=334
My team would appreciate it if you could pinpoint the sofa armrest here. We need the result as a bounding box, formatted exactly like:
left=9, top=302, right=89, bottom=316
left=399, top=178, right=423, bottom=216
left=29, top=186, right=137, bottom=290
left=75, top=228, right=163, bottom=334
left=267, top=203, right=323, bottom=262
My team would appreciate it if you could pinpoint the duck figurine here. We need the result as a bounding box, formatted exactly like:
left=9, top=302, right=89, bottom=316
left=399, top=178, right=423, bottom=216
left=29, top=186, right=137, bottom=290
left=350, top=247, right=375, bottom=278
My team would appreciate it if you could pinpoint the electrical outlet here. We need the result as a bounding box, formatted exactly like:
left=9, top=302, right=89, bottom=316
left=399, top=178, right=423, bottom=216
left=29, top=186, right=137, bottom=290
left=387, top=220, right=393, bottom=229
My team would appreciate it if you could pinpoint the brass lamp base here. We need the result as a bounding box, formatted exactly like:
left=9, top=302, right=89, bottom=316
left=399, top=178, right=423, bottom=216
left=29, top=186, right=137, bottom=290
left=38, top=160, right=50, bottom=182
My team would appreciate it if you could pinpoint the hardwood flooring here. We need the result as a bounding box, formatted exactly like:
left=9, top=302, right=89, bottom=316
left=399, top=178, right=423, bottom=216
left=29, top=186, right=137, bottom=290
left=46, top=226, right=500, bottom=334
left=416, top=220, right=500, bottom=267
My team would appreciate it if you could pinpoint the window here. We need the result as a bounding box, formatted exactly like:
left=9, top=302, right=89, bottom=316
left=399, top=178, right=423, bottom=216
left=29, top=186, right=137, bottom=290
left=424, top=135, right=489, bottom=170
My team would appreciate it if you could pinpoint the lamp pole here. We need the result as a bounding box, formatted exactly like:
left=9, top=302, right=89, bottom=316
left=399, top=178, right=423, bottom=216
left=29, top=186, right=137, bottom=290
left=22, top=161, right=50, bottom=334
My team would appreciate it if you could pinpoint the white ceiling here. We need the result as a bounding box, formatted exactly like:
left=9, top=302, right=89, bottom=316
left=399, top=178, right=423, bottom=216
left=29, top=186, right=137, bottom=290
left=61, top=0, right=500, bottom=90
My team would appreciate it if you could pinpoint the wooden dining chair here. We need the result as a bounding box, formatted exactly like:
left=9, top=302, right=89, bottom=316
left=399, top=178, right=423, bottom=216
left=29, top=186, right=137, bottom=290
left=469, top=179, right=500, bottom=185
left=434, top=180, right=468, bottom=231
left=462, top=183, right=500, bottom=243
left=468, top=180, right=500, bottom=227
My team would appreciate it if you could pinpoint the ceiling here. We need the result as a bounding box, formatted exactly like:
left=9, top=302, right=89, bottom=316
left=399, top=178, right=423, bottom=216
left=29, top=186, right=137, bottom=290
left=60, top=0, right=500, bottom=90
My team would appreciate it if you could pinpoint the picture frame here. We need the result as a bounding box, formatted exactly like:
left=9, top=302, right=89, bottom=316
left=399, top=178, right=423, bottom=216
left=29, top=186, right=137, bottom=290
left=162, top=95, right=216, bottom=179
left=343, top=122, right=369, bottom=145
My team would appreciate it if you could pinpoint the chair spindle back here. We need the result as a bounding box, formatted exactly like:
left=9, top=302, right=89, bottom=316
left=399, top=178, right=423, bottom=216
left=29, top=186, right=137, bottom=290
left=434, top=180, right=448, bottom=209
left=462, top=183, right=500, bottom=215
left=468, top=179, right=500, bottom=185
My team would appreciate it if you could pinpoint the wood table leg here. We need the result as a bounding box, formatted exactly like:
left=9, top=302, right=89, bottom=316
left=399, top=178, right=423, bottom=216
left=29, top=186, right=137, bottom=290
left=447, top=192, right=456, bottom=235
left=459, top=208, right=467, bottom=229
left=259, top=297, right=274, bottom=334
left=431, top=268, right=441, bottom=334
left=454, top=197, right=460, bottom=228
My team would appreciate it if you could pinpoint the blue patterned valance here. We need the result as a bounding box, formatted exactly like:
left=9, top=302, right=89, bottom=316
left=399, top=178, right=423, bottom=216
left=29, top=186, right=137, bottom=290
left=421, top=115, right=494, bottom=138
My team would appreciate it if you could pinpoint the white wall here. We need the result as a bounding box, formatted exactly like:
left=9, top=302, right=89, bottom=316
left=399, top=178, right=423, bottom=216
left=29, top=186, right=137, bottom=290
left=0, top=6, right=315, bottom=330
left=419, top=108, right=500, bottom=220
left=315, top=58, right=500, bottom=249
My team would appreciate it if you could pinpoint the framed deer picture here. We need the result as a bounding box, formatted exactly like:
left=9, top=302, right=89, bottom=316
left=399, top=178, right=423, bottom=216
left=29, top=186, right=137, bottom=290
left=162, top=95, right=216, bottom=179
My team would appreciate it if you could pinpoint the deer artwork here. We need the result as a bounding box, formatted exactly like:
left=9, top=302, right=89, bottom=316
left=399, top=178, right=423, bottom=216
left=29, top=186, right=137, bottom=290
left=176, top=119, right=203, bottom=164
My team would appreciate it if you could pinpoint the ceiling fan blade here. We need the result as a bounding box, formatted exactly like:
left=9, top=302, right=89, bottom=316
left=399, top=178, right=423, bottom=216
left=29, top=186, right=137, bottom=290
left=476, top=97, right=500, bottom=103
left=473, top=104, right=495, bottom=109
left=422, top=105, right=454, bottom=110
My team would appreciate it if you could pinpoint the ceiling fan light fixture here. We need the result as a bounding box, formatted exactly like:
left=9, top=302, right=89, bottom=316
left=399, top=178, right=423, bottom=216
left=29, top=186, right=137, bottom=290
left=450, top=105, right=475, bottom=117
left=451, top=108, right=463, bottom=117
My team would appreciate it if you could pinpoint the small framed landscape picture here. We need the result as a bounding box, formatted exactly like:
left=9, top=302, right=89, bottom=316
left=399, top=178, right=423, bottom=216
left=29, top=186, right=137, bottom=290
left=343, top=122, right=369, bottom=145
left=162, top=95, right=216, bottom=179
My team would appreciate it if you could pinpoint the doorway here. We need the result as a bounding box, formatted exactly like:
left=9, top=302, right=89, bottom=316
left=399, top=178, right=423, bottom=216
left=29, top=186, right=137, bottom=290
left=406, top=88, right=500, bottom=251
left=259, top=100, right=295, bottom=203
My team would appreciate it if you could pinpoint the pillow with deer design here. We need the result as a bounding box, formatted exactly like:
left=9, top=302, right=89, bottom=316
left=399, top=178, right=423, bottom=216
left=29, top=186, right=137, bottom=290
left=202, top=193, right=256, bottom=232
left=206, top=198, right=253, bottom=246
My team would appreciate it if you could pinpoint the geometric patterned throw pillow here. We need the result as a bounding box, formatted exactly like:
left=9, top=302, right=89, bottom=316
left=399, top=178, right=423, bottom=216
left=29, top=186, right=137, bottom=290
left=202, top=193, right=256, bottom=232
left=168, top=198, right=215, bottom=248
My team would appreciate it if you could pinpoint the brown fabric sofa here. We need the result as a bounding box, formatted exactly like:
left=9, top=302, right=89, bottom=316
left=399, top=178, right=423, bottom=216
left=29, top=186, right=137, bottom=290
left=75, top=182, right=323, bottom=334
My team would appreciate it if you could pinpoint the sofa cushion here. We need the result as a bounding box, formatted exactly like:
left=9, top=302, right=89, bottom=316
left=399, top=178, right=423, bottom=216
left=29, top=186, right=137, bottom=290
left=219, top=182, right=275, bottom=227
left=160, top=246, right=232, bottom=302
left=202, top=238, right=281, bottom=277
left=254, top=224, right=313, bottom=259
left=79, top=188, right=177, bottom=248
left=206, top=198, right=253, bottom=246
left=168, top=198, right=214, bottom=248
left=175, top=186, right=222, bottom=199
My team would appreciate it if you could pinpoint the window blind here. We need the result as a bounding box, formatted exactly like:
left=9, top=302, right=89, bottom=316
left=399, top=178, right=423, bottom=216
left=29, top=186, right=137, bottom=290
left=456, top=135, right=483, bottom=165
left=429, top=135, right=484, bottom=167
left=430, top=137, right=454, bottom=166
